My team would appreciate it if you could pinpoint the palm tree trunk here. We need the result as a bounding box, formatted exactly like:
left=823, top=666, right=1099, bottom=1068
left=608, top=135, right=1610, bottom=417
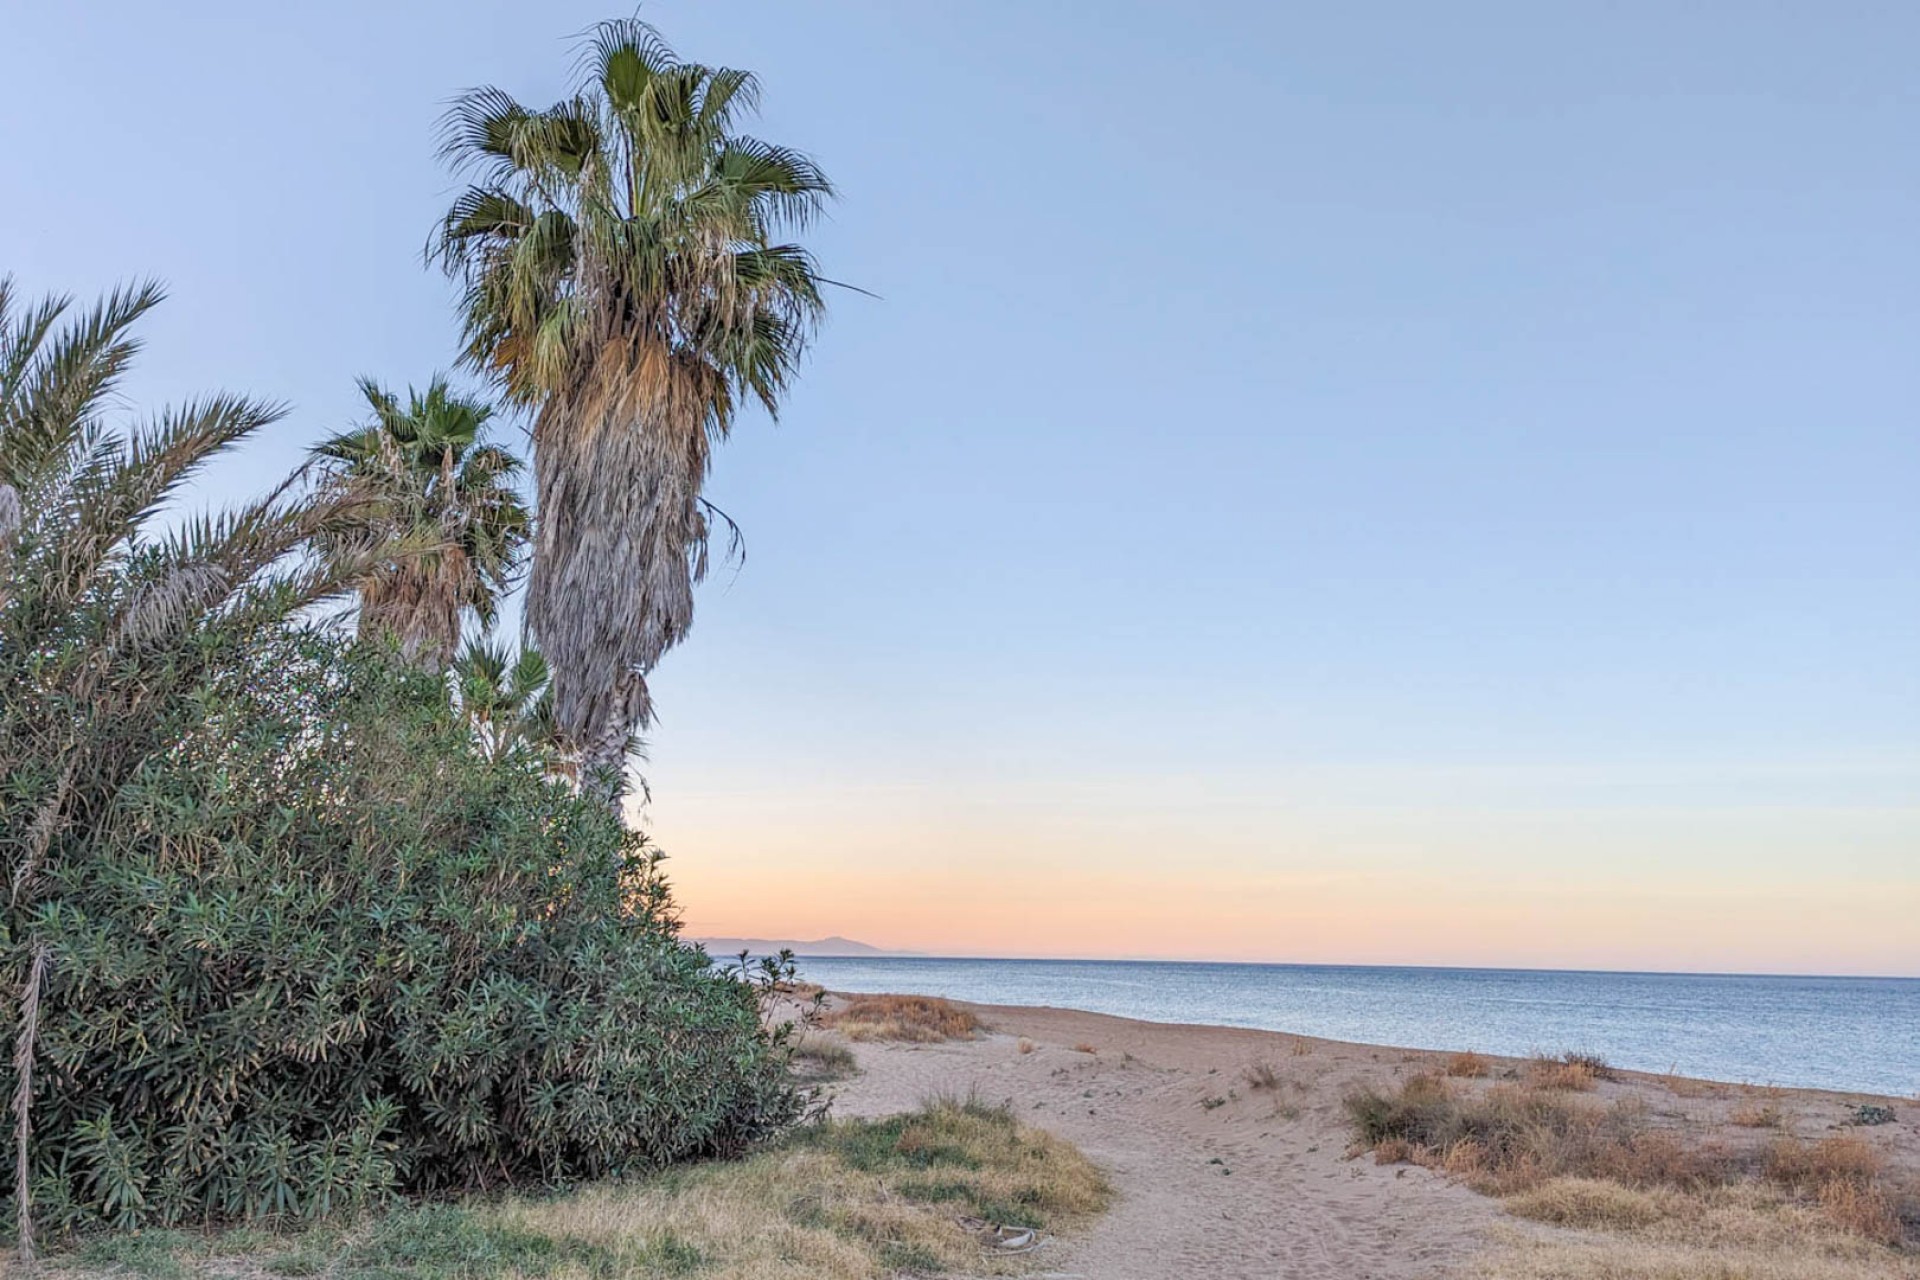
left=576, top=669, right=651, bottom=812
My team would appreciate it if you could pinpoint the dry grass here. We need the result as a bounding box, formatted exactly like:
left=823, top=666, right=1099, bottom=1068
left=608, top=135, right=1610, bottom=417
left=1347, top=1072, right=1919, bottom=1273
left=1444, top=1050, right=1492, bottom=1079
left=1072, top=1042, right=1097, bottom=1055
left=1732, top=1100, right=1786, bottom=1128
left=502, top=1096, right=1110, bottom=1276
left=1526, top=1052, right=1612, bottom=1092
left=1661, top=1069, right=1725, bottom=1099
left=789, top=1032, right=857, bottom=1081
left=1016, top=1037, right=1035, bottom=1055
left=821, top=995, right=982, bottom=1044
left=35, top=1099, right=1109, bottom=1280
left=1243, top=1061, right=1284, bottom=1091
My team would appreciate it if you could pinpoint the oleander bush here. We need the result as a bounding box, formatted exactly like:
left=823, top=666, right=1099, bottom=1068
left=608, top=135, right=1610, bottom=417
left=2, top=633, right=799, bottom=1235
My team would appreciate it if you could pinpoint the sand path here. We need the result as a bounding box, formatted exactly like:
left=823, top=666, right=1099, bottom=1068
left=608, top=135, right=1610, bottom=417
left=824, top=1003, right=1503, bottom=1279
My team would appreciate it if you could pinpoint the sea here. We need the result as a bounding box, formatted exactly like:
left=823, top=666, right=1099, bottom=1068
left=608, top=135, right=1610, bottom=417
left=790, top=956, right=1920, bottom=1097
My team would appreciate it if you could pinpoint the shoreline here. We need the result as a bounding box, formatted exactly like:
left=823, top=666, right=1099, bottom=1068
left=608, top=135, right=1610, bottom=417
left=790, top=957, right=1920, bottom=1097
left=818, top=992, right=1917, bottom=1104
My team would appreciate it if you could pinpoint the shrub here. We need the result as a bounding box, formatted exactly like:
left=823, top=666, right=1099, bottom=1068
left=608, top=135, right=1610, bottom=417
left=2, top=636, right=798, bottom=1232
left=1528, top=1053, right=1607, bottom=1091
left=1244, top=1061, right=1283, bottom=1091
left=1730, top=1102, right=1784, bottom=1129
left=821, top=996, right=980, bottom=1043
left=1345, top=1074, right=1723, bottom=1195
left=1347, top=1075, right=1917, bottom=1247
left=789, top=1035, right=857, bottom=1081
left=1443, top=1051, right=1491, bottom=1079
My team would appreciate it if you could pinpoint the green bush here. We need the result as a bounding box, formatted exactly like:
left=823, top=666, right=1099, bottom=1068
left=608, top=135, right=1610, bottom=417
left=0, top=282, right=798, bottom=1237
left=1, top=632, right=797, bottom=1232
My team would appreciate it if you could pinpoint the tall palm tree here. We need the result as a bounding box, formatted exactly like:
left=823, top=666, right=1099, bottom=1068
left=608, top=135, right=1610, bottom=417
left=434, top=17, right=832, bottom=803
left=312, top=377, right=528, bottom=672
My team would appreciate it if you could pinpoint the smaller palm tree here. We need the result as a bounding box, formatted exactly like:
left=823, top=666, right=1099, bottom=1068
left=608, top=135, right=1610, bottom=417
left=449, top=638, right=648, bottom=794
left=312, top=377, right=528, bottom=671
left=451, top=638, right=558, bottom=764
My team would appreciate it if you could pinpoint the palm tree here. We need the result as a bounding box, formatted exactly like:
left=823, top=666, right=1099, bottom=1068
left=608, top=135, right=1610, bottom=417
left=450, top=637, right=559, bottom=764
left=0, top=279, right=372, bottom=1257
left=311, top=377, right=528, bottom=672
left=434, top=17, right=832, bottom=803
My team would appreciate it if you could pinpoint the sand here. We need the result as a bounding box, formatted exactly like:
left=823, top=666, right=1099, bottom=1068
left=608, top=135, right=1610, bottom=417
left=812, top=997, right=1920, bottom=1279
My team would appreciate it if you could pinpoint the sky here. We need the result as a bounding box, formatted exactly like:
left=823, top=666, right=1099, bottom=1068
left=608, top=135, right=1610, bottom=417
left=5, top=1, right=1916, bottom=975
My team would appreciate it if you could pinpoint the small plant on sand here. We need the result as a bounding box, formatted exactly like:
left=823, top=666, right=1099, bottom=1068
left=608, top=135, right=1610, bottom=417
left=1444, top=1051, right=1492, bottom=1079
left=821, top=995, right=982, bottom=1043
left=1730, top=1101, right=1784, bottom=1129
left=1074, top=1042, right=1098, bottom=1055
left=789, top=1033, right=857, bottom=1082
left=1527, top=1051, right=1612, bottom=1091
left=1244, top=1061, right=1285, bottom=1091
left=1017, top=1038, right=1036, bottom=1055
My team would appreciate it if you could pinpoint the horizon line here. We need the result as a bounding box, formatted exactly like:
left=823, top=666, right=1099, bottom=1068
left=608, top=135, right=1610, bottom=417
left=778, top=952, right=1920, bottom=983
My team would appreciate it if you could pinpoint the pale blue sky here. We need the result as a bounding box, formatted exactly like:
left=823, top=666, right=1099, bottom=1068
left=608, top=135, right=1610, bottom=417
left=6, top=2, right=1916, bottom=970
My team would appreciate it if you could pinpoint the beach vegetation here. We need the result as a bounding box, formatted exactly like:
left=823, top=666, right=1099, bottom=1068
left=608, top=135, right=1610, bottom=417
left=1347, top=1072, right=1918, bottom=1261
left=822, top=995, right=982, bottom=1043
left=0, top=283, right=798, bottom=1242
left=1732, top=1101, right=1787, bottom=1129
left=789, top=1033, right=858, bottom=1082
left=1244, top=1061, right=1285, bottom=1091
left=30, top=1099, right=1107, bottom=1280
left=1444, top=1050, right=1492, bottom=1078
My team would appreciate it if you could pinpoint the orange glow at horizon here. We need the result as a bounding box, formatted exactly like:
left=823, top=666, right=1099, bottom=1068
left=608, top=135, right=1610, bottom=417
left=645, top=780, right=1920, bottom=978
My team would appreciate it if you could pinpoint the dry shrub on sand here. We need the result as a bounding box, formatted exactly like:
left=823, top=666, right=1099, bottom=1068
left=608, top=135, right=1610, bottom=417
left=1444, top=1051, right=1492, bottom=1079
left=1732, top=1101, right=1785, bottom=1128
left=788, top=1033, right=857, bottom=1080
left=1244, top=1061, right=1284, bottom=1091
left=821, top=995, right=982, bottom=1043
left=1073, top=1042, right=1097, bottom=1055
left=1527, top=1052, right=1613, bottom=1092
left=1347, top=1073, right=1919, bottom=1265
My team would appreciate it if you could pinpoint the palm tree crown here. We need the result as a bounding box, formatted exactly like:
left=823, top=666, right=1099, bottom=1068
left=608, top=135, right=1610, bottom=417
left=312, top=376, right=528, bottom=672
left=434, top=17, right=831, bottom=800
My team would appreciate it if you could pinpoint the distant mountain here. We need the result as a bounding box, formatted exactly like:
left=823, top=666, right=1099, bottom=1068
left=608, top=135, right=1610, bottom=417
left=690, top=934, right=902, bottom=957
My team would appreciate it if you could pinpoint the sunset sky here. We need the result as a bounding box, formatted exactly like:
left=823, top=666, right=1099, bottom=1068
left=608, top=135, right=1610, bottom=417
left=6, top=1, right=1915, bottom=975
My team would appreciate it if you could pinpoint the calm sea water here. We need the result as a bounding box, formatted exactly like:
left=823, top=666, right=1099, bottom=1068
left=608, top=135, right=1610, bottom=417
left=792, top=957, right=1920, bottom=1097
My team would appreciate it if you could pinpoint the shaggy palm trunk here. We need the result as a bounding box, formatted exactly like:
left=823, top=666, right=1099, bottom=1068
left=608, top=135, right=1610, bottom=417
left=357, top=587, right=460, bottom=675
left=527, top=383, right=703, bottom=812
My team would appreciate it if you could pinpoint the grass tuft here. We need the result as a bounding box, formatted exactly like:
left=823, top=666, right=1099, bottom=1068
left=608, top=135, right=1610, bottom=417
left=821, top=994, right=982, bottom=1043
left=788, top=1032, right=857, bottom=1080
left=1444, top=1051, right=1492, bottom=1079
left=1243, top=1061, right=1284, bottom=1091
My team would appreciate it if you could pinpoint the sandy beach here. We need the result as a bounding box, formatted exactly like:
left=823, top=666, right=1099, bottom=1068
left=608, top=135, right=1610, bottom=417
left=813, top=996, right=1920, bottom=1279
